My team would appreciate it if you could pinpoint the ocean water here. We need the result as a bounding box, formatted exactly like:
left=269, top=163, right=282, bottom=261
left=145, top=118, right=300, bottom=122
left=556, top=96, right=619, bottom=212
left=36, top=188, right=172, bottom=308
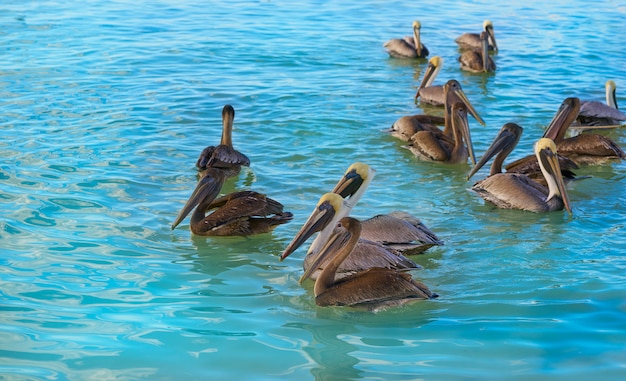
left=1, top=0, right=626, bottom=380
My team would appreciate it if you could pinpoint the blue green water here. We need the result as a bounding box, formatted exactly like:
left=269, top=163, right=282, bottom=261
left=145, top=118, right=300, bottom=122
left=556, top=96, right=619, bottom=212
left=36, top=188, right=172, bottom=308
left=1, top=1, right=626, bottom=380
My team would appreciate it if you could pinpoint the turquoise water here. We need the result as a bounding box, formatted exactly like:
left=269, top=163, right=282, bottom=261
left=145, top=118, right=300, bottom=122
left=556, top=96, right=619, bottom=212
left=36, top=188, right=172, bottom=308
left=1, top=0, right=626, bottom=379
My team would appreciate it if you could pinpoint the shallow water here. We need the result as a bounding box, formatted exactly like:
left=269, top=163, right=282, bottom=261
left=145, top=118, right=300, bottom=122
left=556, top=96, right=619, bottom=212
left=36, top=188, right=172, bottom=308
left=1, top=1, right=626, bottom=380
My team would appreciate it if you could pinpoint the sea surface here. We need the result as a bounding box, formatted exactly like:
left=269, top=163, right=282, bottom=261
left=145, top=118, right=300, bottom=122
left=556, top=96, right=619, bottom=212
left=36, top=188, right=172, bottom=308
left=1, top=1, right=626, bottom=380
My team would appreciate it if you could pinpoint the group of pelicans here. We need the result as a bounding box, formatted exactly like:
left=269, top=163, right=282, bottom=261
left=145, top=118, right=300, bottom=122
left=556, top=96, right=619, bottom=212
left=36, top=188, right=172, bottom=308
left=170, top=21, right=626, bottom=312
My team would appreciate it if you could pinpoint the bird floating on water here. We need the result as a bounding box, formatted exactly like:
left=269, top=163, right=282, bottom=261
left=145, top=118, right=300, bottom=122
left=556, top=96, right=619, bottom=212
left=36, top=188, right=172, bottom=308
left=455, top=20, right=498, bottom=52
left=383, top=20, right=429, bottom=59
left=171, top=168, right=292, bottom=236
left=574, top=80, right=626, bottom=127
left=459, top=32, right=496, bottom=73
left=298, top=216, right=438, bottom=311
left=196, top=105, right=250, bottom=178
left=414, top=56, right=445, bottom=106
left=469, top=138, right=572, bottom=213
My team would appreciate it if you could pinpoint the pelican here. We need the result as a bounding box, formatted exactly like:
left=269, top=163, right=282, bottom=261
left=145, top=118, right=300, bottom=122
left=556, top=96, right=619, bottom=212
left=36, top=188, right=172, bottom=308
left=459, top=32, right=496, bottom=73
left=280, top=163, right=442, bottom=279
left=467, top=123, right=581, bottom=187
left=171, top=168, right=292, bottom=236
left=575, top=80, right=626, bottom=127
left=196, top=105, right=250, bottom=178
left=542, top=97, right=626, bottom=165
left=299, top=217, right=437, bottom=310
left=404, top=101, right=475, bottom=164
left=455, top=20, right=498, bottom=52
left=470, top=138, right=572, bottom=213
left=414, top=56, right=445, bottom=106
left=391, top=79, right=485, bottom=147
left=383, top=20, right=429, bottom=59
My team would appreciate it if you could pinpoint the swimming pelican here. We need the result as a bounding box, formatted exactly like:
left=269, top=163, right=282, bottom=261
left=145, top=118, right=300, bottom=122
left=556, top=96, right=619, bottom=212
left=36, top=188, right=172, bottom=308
left=403, top=101, right=475, bottom=164
left=171, top=168, right=292, bottom=236
left=459, top=32, right=496, bottom=73
left=455, top=20, right=498, bottom=52
left=414, top=56, right=445, bottom=106
left=280, top=163, right=442, bottom=278
left=196, top=105, right=250, bottom=178
left=575, top=80, right=626, bottom=127
left=299, top=217, right=437, bottom=310
left=467, top=123, right=581, bottom=187
left=542, top=97, right=626, bottom=165
left=470, top=138, right=572, bottom=213
left=387, top=114, right=445, bottom=142
left=383, top=20, right=429, bottom=59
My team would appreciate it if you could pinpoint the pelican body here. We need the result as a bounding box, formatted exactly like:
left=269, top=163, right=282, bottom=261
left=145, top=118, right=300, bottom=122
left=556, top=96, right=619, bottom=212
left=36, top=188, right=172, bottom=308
left=415, top=56, right=445, bottom=106
left=172, top=168, right=292, bottom=236
left=543, top=97, right=626, bottom=165
left=455, top=20, right=498, bottom=52
left=280, top=163, right=442, bottom=279
left=575, top=80, right=626, bottom=126
left=470, top=138, right=572, bottom=213
left=299, top=217, right=437, bottom=310
left=384, top=20, right=429, bottom=59
left=459, top=32, right=496, bottom=73
left=196, top=105, right=251, bottom=178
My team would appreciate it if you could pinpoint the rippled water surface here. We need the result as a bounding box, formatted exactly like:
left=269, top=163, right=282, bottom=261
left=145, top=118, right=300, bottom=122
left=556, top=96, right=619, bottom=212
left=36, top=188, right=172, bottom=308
left=2, top=1, right=626, bottom=380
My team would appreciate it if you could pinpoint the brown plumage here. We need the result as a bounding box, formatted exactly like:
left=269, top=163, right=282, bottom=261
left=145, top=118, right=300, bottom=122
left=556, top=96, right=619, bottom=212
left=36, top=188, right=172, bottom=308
left=383, top=20, right=429, bottom=59
left=455, top=20, right=498, bottom=52
left=459, top=32, right=496, bottom=73
left=543, top=97, right=626, bottom=165
left=415, top=56, right=445, bottom=106
left=171, top=169, right=292, bottom=236
left=300, top=217, right=437, bottom=310
left=196, top=105, right=250, bottom=178
left=575, top=80, right=626, bottom=127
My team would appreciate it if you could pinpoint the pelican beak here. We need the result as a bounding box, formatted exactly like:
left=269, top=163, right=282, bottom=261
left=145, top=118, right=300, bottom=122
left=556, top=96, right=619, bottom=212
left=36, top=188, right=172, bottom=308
left=452, top=104, right=477, bottom=165
left=467, top=123, right=522, bottom=179
left=279, top=193, right=343, bottom=261
left=542, top=97, right=581, bottom=142
left=330, top=162, right=376, bottom=205
left=536, top=138, right=572, bottom=214
left=485, top=24, right=498, bottom=51
left=298, top=220, right=353, bottom=284
left=451, top=86, right=486, bottom=126
left=171, top=171, right=224, bottom=230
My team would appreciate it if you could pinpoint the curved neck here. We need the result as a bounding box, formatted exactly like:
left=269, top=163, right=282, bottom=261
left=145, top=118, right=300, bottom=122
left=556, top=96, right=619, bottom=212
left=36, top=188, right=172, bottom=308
left=607, top=85, right=618, bottom=109
left=314, top=223, right=361, bottom=297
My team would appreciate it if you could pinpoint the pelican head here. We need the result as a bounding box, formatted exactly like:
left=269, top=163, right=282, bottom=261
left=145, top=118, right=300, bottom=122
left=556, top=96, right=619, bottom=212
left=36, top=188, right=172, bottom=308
left=171, top=169, right=226, bottom=230
left=415, top=56, right=443, bottom=103
left=542, top=97, right=581, bottom=142
left=444, top=80, right=485, bottom=127
left=330, top=162, right=376, bottom=208
left=467, top=122, right=523, bottom=180
left=412, top=20, right=421, bottom=30
left=482, top=20, right=498, bottom=51
left=450, top=102, right=477, bottom=164
left=535, top=138, right=572, bottom=214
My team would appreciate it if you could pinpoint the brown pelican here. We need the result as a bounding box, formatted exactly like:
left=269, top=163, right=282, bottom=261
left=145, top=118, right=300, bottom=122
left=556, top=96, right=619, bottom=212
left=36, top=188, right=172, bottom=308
left=391, top=79, right=485, bottom=146
left=403, top=101, right=476, bottom=164
left=383, top=20, right=429, bottom=59
left=470, top=138, right=572, bottom=213
left=467, top=123, right=582, bottom=187
left=414, top=56, right=445, bottom=106
left=196, top=105, right=250, bottom=178
left=459, top=32, right=496, bottom=73
left=280, top=163, right=442, bottom=278
left=575, top=80, right=626, bottom=126
left=171, top=168, right=292, bottom=236
left=542, top=97, right=626, bottom=165
left=455, top=20, right=498, bottom=52
left=299, top=217, right=437, bottom=310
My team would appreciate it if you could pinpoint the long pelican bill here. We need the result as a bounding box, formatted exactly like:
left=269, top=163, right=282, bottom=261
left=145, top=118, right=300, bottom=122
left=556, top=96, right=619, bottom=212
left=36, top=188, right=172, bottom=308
left=279, top=193, right=344, bottom=261
left=298, top=217, right=355, bottom=284
left=171, top=171, right=224, bottom=230
left=450, top=84, right=486, bottom=126
left=453, top=102, right=477, bottom=165
left=483, top=20, right=498, bottom=51
left=467, top=123, right=522, bottom=179
left=330, top=162, right=376, bottom=207
left=542, top=97, right=581, bottom=142
left=535, top=138, right=572, bottom=214
left=415, top=56, right=443, bottom=103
